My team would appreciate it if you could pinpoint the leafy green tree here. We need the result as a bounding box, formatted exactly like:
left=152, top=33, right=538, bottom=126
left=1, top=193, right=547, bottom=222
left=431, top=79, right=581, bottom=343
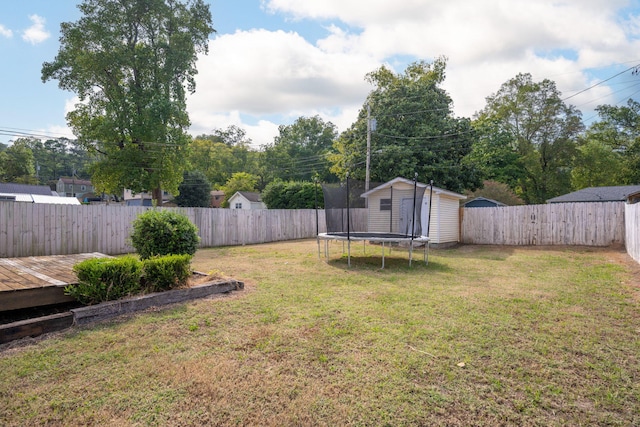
left=262, top=116, right=338, bottom=183
left=465, top=118, right=526, bottom=190
left=42, top=0, right=214, bottom=205
left=0, top=139, right=37, bottom=183
left=189, top=126, right=260, bottom=189
left=261, top=180, right=322, bottom=209
left=174, top=170, right=211, bottom=207
left=220, top=172, right=259, bottom=208
left=571, top=138, right=622, bottom=189
left=475, top=73, right=583, bottom=203
left=19, top=137, right=93, bottom=185
left=330, top=58, right=481, bottom=193
left=580, top=99, right=640, bottom=185
left=464, top=180, right=524, bottom=206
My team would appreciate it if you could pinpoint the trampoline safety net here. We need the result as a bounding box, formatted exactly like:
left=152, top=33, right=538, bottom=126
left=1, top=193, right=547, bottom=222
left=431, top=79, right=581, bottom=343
left=321, top=177, right=427, bottom=237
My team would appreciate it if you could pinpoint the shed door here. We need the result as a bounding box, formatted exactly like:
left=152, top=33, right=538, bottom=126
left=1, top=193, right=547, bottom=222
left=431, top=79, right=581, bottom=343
left=399, top=198, right=422, bottom=236
left=421, top=197, right=432, bottom=238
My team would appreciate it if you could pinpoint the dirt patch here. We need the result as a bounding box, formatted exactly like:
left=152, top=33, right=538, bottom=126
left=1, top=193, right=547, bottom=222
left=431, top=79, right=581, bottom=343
left=604, top=250, right=640, bottom=301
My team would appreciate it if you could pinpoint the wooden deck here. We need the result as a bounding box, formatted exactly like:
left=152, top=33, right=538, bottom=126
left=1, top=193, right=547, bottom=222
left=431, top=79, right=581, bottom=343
left=0, top=253, right=108, bottom=311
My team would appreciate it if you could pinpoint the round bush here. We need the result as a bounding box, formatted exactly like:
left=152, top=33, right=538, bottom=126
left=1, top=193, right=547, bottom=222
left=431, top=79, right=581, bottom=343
left=130, top=210, right=200, bottom=259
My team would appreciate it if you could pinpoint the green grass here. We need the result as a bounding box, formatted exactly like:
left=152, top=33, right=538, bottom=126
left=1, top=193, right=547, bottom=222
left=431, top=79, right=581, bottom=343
left=1, top=240, right=639, bottom=426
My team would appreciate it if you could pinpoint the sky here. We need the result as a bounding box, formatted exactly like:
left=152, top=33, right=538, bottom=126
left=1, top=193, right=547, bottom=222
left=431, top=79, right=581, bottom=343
left=2, top=0, right=640, bottom=149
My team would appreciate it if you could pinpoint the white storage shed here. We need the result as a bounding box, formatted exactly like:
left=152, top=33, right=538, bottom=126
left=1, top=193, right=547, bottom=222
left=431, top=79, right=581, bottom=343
left=361, top=177, right=466, bottom=245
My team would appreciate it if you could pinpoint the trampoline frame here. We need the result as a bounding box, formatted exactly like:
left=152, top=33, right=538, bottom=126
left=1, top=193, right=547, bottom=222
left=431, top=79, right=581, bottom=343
left=316, top=174, right=434, bottom=269
left=317, top=232, right=430, bottom=268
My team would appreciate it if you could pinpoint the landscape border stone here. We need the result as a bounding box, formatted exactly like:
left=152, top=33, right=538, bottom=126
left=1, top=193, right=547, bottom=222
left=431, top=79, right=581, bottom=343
left=1, top=279, right=244, bottom=345
left=72, top=279, right=243, bottom=325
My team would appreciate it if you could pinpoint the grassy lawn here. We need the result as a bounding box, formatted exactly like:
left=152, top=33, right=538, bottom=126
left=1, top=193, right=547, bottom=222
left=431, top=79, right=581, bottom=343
left=1, top=240, right=639, bottom=426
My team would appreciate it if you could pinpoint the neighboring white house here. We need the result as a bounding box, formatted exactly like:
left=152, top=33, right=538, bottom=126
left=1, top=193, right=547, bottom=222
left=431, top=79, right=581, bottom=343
left=228, top=191, right=266, bottom=210
left=361, top=177, right=466, bottom=245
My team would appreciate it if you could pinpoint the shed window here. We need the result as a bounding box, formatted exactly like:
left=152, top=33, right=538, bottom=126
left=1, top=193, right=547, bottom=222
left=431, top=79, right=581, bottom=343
left=380, top=198, right=391, bottom=211
left=235, top=202, right=243, bottom=209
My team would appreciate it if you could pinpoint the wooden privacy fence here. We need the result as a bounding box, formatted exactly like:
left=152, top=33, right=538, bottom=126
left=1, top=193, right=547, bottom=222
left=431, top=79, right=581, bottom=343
left=626, top=203, right=640, bottom=263
left=2, top=201, right=636, bottom=257
left=0, top=204, right=368, bottom=257
left=461, top=202, right=626, bottom=247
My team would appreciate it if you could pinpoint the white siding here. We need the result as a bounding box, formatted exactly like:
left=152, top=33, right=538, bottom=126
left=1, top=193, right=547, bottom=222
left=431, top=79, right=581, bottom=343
left=367, top=183, right=415, bottom=233
left=626, top=203, right=640, bottom=263
left=367, top=182, right=463, bottom=244
left=436, top=195, right=460, bottom=243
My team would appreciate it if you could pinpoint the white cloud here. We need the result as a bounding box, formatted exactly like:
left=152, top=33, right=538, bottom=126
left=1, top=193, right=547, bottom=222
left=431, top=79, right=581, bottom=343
left=188, top=28, right=378, bottom=146
left=189, top=0, right=640, bottom=144
left=64, top=96, right=81, bottom=115
left=46, top=124, right=75, bottom=141
left=0, top=24, right=13, bottom=38
left=22, top=14, right=50, bottom=45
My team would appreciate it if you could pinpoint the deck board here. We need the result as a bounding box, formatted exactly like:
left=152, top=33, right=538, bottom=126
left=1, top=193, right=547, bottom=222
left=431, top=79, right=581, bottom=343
left=0, top=253, right=110, bottom=311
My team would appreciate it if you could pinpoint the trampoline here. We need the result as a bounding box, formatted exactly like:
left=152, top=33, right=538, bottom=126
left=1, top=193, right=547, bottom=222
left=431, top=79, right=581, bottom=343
left=317, top=232, right=429, bottom=268
left=315, top=174, right=432, bottom=268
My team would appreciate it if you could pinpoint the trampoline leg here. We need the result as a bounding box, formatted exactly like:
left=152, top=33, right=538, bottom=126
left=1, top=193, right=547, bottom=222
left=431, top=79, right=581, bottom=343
left=424, top=242, right=429, bottom=265
left=381, top=242, right=385, bottom=269
left=409, top=241, right=413, bottom=267
left=348, top=240, right=351, bottom=268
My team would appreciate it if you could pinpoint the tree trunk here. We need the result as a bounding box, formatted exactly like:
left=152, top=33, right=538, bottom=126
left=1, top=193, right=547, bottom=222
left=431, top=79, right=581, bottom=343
left=152, top=187, right=163, bottom=206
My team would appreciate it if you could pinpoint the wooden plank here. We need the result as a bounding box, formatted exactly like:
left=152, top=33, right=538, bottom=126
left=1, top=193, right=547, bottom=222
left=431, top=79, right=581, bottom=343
left=0, top=312, right=74, bottom=344
left=0, top=287, right=75, bottom=311
left=0, top=258, right=66, bottom=286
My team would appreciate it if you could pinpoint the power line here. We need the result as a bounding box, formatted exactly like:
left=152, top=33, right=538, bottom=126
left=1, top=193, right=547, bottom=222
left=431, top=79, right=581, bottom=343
left=562, top=64, right=640, bottom=102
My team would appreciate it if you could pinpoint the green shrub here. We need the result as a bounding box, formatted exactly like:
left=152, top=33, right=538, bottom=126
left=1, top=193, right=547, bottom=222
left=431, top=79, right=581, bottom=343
left=67, top=256, right=142, bottom=305
left=130, top=210, right=200, bottom=260
left=142, top=254, right=193, bottom=292
left=262, top=180, right=322, bottom=209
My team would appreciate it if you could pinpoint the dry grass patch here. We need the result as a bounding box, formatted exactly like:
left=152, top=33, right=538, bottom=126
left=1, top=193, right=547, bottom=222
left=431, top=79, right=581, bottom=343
left=1, top=240, right=639, bottom=426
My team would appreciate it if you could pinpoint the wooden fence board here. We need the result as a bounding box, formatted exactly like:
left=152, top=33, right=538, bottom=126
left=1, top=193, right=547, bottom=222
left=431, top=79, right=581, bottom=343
left=2, top=202, right=636, bottom=258
left=461, top=202, right=626, bottom=247
left=0, top=204, right=339, bottom=257
left=626, top=203, right=640, bottom=263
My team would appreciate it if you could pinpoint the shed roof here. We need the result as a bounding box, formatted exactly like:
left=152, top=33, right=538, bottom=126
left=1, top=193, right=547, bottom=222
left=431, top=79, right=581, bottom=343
left=0, top=183, right=54, bottom=196
left=463, top=197, right=506, bottom=207
left=58, top=177, right=93, bottom=186
left=362, top=177, right=466, bottom=200
left=0, top=193, right=81, bottom=204
left=547, top=185, right=640, bottom=203
left=232, top=191, right=262, bottom=202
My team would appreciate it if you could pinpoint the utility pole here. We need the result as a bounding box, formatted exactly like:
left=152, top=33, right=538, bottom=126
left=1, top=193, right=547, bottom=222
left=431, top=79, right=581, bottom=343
left=365, top=103, right=371, bottom=192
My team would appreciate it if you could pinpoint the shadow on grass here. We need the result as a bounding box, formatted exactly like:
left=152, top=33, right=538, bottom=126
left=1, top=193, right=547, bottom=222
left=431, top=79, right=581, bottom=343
left=326, top=255, right=452, bottom=273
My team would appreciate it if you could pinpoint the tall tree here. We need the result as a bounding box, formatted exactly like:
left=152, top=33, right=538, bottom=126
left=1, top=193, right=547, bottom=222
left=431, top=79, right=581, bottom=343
left=330, top=58, right=481, bottom=193
left=174, top=170, right=211, bottom=207
left=0, top=139, right=37, bottom=183
left=19, top=137, right=93, bottom=185
left=579, top=99, right=640, bottom=185
left=571, top=138, right=623, bottom=189
left=465, top=118, right=526, bottom=190
left=474, top=73, right=583, bottom=203
left=189, top=126, right=260, bottom=189
left=42, top=0, right=214, bottom=205
left=262, top=116, right=338, bottom=183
